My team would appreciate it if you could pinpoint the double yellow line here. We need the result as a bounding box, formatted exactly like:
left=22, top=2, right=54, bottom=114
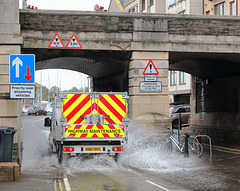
left=54, top=172, right=64, bottom=191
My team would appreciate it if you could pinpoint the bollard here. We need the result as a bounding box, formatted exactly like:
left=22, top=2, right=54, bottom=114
left=178, top=113, right=182, bottom=130
left=184, top=132, right=190, bottom=157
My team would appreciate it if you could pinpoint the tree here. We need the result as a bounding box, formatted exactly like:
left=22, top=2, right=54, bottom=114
left=71, top=87, right=78, bottom=92
left=41, top=86, right=50, bottom=101
left=50, top=86, right=60, bottom=101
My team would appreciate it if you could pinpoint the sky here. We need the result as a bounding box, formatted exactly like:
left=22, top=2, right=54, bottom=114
left=20, top=0, right=111, bottom=11
left=35, top=69, right=90, bottom=91
left=20, top=0, right=111, bottom=90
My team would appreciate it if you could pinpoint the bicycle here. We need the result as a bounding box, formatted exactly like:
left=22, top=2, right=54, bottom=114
left=169, top=129, right=204, bottom=158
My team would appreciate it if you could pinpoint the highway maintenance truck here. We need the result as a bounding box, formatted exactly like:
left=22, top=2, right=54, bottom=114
left=44, top=92, right=129, bottom=163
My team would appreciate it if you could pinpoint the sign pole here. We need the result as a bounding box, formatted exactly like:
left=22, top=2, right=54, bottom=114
left=17, top=99, right=21, bottom=163
left=9, top=54, right=35, bottom=165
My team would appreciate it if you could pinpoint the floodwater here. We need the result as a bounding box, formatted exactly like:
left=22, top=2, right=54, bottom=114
left=22, top=116, right=240, bottom=191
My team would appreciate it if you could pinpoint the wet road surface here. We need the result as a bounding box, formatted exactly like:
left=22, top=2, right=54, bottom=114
left=1, top=116, right=240, bottom=191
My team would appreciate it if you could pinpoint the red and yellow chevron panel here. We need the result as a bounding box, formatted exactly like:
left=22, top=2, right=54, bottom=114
left=98, top=94, right=126, bottom=124
left=65, top=125, right=125, bottom=138
left=62, top=93, right=127, bottom=125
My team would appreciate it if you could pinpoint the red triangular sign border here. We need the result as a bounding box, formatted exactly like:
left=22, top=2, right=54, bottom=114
left=66, top=34, right=82, bottom=49
left=48, top=33, right=65, bottom=48
left=143, top=60, right=159, bottom=75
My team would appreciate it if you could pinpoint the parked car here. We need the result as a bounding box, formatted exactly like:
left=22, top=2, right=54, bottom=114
left=28, top=106, right=47, bottom=116
left=169, top=104, right=191, bottom=129
left=169, top=102, right=185, bottom=108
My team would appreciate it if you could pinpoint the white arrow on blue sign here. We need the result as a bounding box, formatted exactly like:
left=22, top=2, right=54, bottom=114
left=9, top=54, right=35, bottom=84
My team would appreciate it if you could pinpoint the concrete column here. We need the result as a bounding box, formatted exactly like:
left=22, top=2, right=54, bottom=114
left=129, top=51, right=170, bottom=132
left=0, top=0, right=23, bottom=162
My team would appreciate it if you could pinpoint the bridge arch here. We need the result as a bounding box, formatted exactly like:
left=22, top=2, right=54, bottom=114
left=169, top=52, right=240, bottom=142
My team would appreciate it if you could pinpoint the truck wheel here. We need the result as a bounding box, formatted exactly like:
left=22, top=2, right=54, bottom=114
left=114, top=153, right=119, bottom=162
left=58, top=144, right=63, bottom=164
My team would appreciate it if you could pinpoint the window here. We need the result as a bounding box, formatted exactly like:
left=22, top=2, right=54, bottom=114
left=168, top=0, right=176, bottom=7
left=230, top=1, right=235, bottom=16
left=142, top=0, right=145, bottom=12
left=215, top=2, right=225, bottom=15
left=178, top=10, right=186, bottom=14
left=179, top=72, right=186, bottom=84
left=170, top=71, right=177, bottom=85
left=150, top=0, right=154, bottom=6
left=150, top=0, right=154, bottom=13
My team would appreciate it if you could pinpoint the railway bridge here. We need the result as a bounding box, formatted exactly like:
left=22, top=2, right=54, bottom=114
left=1, top=1, right=240, bottom=158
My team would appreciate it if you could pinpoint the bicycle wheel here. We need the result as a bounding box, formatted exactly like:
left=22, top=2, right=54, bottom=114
left=189, top=138, right=203, bottom=157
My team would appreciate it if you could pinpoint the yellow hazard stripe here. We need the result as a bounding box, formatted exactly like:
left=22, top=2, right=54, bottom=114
left=98, top=100, right=122, bottom=124
left=63, top=94, right=89, bottom=117
left=65, top=125, right=124, bottom=138
left=103, top=94, right=126, bottom=118
left=67, top=100, right=91, bottom=124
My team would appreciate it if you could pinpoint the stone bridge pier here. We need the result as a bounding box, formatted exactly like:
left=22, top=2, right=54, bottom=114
left=0, top=0, right=22, bottom=162
left=128, top=51, right=170, bottom=131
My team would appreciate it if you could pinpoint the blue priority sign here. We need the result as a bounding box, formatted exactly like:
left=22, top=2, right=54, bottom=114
left=9, top=54, right=35, bottom=84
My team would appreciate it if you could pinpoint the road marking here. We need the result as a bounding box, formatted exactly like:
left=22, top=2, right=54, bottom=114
left=54, top=173, right=58, bottom=191
left=128, top=169, right=142, bottom=176
left=146, top=180, right=171, bottom=191
left=58, top=179, right=63, bottom=191
left=129, top=169, right=171, bottom=191
left=64, top=172, right=72, bottom=191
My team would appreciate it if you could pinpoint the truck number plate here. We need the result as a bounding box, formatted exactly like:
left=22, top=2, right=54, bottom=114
left=85, top=147, right=101, bottom=152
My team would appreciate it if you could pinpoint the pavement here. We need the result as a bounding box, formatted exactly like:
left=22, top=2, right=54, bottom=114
left=211, top=142, right=240, bottom=154
left=179, top=126, right=240, bottom=154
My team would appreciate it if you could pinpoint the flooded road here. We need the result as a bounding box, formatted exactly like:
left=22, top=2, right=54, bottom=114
left=2, top=116, right=240, bottom=191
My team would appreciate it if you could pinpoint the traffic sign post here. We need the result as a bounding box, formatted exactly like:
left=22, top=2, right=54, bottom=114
left=143, top=60, right=159, bottom=75
left=9, top=54, right=35, bottom=84
left=10, top=85, right=35, bottom=99
left=140, top=82, right=162, bottom=93
left=9, top=54, right=35, bottom=163
left=145, top=75, right=157, bottom=82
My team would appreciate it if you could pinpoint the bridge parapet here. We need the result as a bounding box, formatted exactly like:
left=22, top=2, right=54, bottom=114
left=20, top=10, right=240, bottom=53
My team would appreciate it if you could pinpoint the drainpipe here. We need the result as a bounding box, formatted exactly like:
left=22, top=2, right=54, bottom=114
left=237, top=0, right=238, bottom=16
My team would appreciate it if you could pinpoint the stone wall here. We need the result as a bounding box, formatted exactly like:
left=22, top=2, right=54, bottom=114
left=20, top=12, right=134, bottom=33
left=20, top=10, right=240, bottom=37
left=191, top=76, right=240, bottom=143
left=0, top=0, right=22, bottom=162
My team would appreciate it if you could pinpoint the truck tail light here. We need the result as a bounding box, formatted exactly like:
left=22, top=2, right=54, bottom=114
left=112, top=147, right=123, bottom=152
left=63, top=147, right=74, bottom=152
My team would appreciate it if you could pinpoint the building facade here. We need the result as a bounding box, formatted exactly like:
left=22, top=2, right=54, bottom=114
left=204, top=0, right=239, bottom=16
left=109, top=0, right=166, bottom=13
left=167, top=0, right=203, bottom=14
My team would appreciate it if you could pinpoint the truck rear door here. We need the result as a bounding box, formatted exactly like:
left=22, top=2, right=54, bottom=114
left=62, top=92, right=128, bottom=139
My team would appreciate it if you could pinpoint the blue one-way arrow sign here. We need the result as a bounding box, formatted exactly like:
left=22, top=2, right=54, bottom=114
left=9, top=54, right=35, bottom=84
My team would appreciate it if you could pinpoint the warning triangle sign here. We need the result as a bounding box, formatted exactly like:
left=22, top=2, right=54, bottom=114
left=48, top=33, right=65, bottom=48
left=66, top=34, right=82, bottom=49
left=143, top=60, right=159, bottom=75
